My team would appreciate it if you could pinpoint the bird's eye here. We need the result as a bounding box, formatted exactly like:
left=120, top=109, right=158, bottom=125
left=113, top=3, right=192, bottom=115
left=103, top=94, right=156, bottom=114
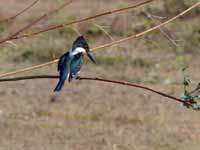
left=74, top=53, right=82, bottom=59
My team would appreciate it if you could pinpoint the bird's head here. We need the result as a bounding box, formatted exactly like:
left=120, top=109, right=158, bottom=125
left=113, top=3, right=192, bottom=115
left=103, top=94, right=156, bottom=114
left=72, top=35, right=97, bottom=64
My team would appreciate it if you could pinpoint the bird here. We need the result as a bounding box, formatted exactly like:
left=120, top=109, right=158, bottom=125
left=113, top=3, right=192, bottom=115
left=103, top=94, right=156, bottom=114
left=54, top=35, right=97, bottom=92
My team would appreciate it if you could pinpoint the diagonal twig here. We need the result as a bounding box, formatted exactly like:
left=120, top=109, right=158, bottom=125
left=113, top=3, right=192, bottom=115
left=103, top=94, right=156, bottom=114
left=91, top=1, right=200, bottom=51
left=0, top=0, right=73, bottom=44
left=0, top=0, right=156, bottom=44
left=0, top=0, right=40, bottom=23
left=145, top=12, right=179, bottom=46
left=0, top=1, right=199, bottom=78
left=93, top=23, right=114, bottom=41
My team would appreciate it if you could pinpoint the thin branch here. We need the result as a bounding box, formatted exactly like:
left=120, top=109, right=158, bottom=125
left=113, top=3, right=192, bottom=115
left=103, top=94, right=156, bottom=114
left=0, top=0, right=40, bottom=23
left=47, top=0, right=73, bottom=16
left=0, top=1, right=199, bottom=78
left=0, top=75, right=191, bottom=106
left=0, top=60, right=59, bottom=78
left=148, top=14, right=167, bottom=20
left=0, top=0, right=73, bottom=44
left=93, top=23, right=114, bottom=41
left=94, top=1, right=200, bottom=51
left=159, top=26, right=178, bottom=46
left=0, top=0, right=156, bottom=44
left=145, top=12, right=178, bottom=46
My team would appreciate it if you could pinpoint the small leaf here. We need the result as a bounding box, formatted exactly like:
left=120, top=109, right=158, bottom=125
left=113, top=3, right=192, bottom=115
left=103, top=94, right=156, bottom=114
left=183, top=76, right=191, bottom=86
left=192, top=104, right=200, bottom=111
left=182, top=67, right=186, bottom=72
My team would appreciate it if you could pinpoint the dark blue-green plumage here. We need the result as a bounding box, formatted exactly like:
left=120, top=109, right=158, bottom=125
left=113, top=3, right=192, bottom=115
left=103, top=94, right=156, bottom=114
left=54, top=36, right=96, bottom=92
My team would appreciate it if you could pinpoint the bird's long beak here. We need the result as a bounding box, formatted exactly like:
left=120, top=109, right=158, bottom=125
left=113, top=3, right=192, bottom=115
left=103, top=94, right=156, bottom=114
left=87, top=51, right=97, bottom=64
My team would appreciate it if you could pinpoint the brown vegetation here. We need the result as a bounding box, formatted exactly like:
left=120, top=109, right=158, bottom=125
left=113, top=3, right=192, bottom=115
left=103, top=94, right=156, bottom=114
left=0, top=0, right=200, bottom=149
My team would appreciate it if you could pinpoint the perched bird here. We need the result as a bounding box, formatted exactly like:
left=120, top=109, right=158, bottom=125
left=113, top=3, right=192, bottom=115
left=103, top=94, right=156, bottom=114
left=54, top=35, right=97, bottom=92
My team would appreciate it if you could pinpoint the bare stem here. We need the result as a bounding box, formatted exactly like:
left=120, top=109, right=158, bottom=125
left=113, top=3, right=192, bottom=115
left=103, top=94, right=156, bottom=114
left=0, top=0, right=156, bottom=44
left=0, top=75, right=191, bottom=106
left=92, top=1, right=200, bottom=51
left=0, top=1, right=199, bottom=78
left=145, top=12, right=178, bottom=46
left=0, top=0, right=40, bottom=23
left=0, top=0, right=72, bottom=44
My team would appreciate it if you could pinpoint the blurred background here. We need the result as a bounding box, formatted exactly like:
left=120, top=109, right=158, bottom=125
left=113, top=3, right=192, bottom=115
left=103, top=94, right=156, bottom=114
left=0, top=0, right=200, bottom=149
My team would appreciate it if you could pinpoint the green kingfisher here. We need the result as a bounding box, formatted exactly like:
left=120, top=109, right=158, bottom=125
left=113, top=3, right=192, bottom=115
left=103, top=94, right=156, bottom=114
left=54, top=35, right=97, bottom=92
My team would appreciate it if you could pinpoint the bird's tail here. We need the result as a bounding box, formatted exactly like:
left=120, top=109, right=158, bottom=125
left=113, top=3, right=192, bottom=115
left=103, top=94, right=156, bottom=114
left=54, top=79, right=65, bottom=92
left=54, top=68, right=69, bottom=92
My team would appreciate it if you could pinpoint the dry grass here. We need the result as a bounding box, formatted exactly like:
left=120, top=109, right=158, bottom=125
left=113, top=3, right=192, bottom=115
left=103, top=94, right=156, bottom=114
left=0, top=0, right=200, bottom=150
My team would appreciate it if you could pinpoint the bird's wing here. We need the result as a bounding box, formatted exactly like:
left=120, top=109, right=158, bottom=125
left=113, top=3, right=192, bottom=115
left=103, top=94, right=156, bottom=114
left=57, top=52, right=69, bottom=71
left=60, top=64, right=70, bottom=81
left=60, top=55, right=71, bottom=82
left=54, top=66, right=68, bottom=92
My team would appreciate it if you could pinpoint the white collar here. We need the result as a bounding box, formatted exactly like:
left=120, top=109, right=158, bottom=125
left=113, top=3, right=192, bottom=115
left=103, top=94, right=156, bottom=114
left=71, top=47, right=86, bottom=56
